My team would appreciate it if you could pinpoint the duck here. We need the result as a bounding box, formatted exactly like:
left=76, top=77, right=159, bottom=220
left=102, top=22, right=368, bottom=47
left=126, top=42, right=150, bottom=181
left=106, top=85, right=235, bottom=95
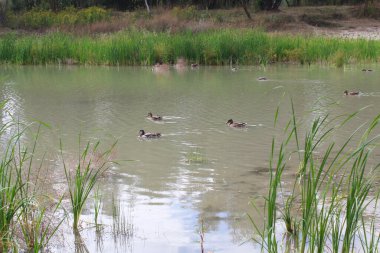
left=191, top=63, right=199, bottom=68
left=174, top=58, right=187, bottom=71
left=147, top=112, right=162, bottom=121
left=344, top=90, right=360, bottom=96
left=139, top=130, right=161, bottom=138
left=257, top=77, right=267, bottom=81
left=362, top=69, right=373, bottom=72
left=226, top=119, right=247, bottom=128
left=152, top=61, right=170, bottom=73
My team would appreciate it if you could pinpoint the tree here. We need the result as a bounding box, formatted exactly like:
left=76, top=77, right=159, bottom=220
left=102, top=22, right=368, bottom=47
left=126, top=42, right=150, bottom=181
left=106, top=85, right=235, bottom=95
left=144, top=0, right=150, bottom=13
left=0, top=0, right=6, bottom=24
left=241, top=0, right=252, bottom=19
left=258, top=0, right=283, bottom=10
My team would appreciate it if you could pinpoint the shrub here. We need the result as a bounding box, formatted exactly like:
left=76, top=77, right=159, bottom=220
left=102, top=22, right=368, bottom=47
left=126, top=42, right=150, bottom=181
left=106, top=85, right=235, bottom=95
left=5, top=7, right=110, bottom=29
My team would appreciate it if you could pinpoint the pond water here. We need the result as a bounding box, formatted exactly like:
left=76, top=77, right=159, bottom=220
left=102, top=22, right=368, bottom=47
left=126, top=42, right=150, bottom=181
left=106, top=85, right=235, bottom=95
left=0, top=65, right=379, bottom=252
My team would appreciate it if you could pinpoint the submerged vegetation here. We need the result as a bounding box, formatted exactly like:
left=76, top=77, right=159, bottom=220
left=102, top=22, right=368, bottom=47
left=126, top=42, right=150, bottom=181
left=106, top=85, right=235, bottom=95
left=0, top=30, right=379, bottom=66
left=185, top=148, right=208, bottom=164
left=250, top=102, right=380, bottom=252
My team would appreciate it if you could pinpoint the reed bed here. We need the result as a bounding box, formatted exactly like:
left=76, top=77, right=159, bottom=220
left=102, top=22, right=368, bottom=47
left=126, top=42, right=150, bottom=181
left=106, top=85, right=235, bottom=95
left=250, top=102, right=380, bottom=252
left=0, top=117, right=65, bottom=251
left=0, top=30, right=379, bottom=66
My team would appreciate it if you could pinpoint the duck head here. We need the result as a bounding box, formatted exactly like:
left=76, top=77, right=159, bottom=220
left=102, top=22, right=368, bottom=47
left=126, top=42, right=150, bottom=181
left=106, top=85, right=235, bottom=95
left=139, top=130, right=145, bottom=136
left=344, top=90, right=348, bottom=95
left=147, top=112, right=153, bottom=117
left=226, top=119, right=233, bottom=125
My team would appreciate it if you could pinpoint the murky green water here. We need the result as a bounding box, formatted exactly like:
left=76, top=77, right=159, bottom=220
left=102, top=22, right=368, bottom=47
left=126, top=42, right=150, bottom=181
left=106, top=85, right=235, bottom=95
left=1, top=65, right=379, bottom=252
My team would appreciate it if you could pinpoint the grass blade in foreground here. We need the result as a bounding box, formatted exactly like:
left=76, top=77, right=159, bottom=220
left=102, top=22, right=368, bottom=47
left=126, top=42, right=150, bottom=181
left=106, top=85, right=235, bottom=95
left=61, top=139, right=115, bottom=231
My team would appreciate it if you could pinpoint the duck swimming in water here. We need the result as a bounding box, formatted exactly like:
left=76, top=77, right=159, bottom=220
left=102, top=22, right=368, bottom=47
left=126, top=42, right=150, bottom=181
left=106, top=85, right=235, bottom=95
left=226, top=119, right=247, bottom=128
left=152, top=61, right=170, bottom=73
left=344, top=90, right=360, bottom=96
left=147, top=112, right=162, bottom=121
left=138, top=130, right=161, bottom=138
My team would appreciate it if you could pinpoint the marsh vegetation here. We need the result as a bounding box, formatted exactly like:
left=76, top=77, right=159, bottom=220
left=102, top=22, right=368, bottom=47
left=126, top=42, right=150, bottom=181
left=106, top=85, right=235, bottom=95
left=251, top=102, right=380, bottom=252
left=0, top=30, right=379, bottom=66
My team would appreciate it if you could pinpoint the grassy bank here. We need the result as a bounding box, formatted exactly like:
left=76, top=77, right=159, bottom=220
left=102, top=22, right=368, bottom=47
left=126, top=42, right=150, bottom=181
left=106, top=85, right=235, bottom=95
left=0, top=30, right=379, bottom=66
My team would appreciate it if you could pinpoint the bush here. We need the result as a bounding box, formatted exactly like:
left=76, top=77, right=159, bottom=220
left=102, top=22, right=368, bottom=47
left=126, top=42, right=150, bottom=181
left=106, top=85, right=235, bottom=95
left=172, top=6, right=199, bottom=20
left=5, top=7, right=110, bottom=29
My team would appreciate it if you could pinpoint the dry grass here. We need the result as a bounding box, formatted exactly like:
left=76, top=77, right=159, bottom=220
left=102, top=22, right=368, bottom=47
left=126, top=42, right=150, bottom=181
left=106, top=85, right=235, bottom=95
left=56, top=18, right=131, bottom=35
left=2, top=5, right=380, bottom=39
left=352, top=2, right=380, bottom=19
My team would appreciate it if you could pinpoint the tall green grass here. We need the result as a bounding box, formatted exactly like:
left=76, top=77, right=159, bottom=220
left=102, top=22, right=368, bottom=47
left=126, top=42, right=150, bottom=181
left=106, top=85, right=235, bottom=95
left=62, top=139, right=115, bottom=231
left=0, top=111, right=65, bottom=251
left=94, top=186, right=102, bottom=228
left=0, top=121, right=29, bottom=251
left=0, top=30, right=379, bottom=65
left=251, top=102, right=380, bottom=252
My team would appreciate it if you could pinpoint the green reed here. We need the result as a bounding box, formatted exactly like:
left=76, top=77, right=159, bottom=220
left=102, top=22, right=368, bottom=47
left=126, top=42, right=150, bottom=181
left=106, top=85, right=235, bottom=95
left=0, top=30, right=379, bottom=65
left=359, top=197, right=380, bottom=253
left=94, top=186, right=102, bottom=228
left=185, top=148, right=208, bottom=164
left=251, top=102, right=380, bottom=253
left=0, top=100, right=64, bottom=252
left=0, top=122, right=28, bottom=251
left=16, top=124, right=65, bottom=252
left=20, top=197, right=64, bottom=253
left=62, top=139, right=115, bottom=231
left=111, top=195, right=133, bottom=239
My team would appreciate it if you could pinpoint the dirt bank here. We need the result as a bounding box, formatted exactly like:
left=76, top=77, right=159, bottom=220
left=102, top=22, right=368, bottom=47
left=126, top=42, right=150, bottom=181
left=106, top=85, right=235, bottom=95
left=0, top=5, right=379, bottom=39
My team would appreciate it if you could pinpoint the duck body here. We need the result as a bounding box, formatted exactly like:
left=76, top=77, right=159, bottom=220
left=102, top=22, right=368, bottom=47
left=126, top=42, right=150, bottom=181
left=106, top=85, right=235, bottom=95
left=191, top=63, right=198, bottom=68
left=139, top=130, right=161, bottom=139
left=152, top=62, right=170, bottom=73
left=174, top=58, right=187, bottom=71
left=257, top=77, right=267, bottom=81
left=226, top=119, right=247, bottom=128
left=344, top=90, right=360, bottom=96
left=147, top=112, right=162, bottom=121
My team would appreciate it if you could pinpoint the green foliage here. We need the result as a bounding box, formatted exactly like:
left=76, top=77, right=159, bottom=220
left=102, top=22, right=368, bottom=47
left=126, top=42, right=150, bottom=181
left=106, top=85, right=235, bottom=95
left=0, top=30, right=379, bottom=66
left=5, top=6, right=110, bottom=29
left=185, top=148, right=207, bottom=164
left=250, top=102, right=380, bottom=252
left=172, top=6, right=199, bottom=20
left=0, top=103, right=64, bottom=252
left=93, top=186, right=102, bottom=227
left=332, top=50, right=345, bottom=68
left=61, top=139, right=114, bottom=231
left=19, top=198, right=64, bottom=253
